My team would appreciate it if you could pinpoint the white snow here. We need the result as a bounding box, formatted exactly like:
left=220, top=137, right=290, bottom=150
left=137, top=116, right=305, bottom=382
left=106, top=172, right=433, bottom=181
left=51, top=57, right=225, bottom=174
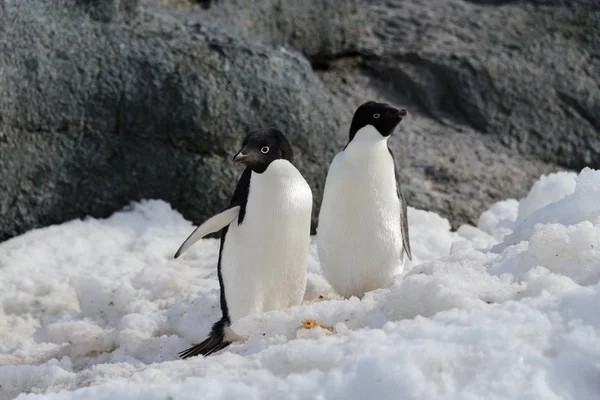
left=516, top=171, right=577, bottom=223
left=1, top=169, right=600, bottom=400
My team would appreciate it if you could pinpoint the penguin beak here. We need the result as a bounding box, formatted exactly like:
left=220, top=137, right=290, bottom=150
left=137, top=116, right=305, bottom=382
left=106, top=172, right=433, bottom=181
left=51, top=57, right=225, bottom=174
left=232, top=151, right=249, bottom=164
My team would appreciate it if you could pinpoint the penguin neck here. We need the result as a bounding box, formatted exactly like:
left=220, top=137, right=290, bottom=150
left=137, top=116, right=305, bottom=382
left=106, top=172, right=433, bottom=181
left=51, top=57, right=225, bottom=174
left=344, top=125, right=389, bottom=159
left=251, top=159, right=297, bottom=181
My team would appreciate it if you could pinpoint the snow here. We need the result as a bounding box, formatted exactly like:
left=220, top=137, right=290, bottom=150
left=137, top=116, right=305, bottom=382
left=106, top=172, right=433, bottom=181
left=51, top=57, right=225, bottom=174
left=1, top=169, right=600, bottom=400
left=516, top=171, right=577, bottom=222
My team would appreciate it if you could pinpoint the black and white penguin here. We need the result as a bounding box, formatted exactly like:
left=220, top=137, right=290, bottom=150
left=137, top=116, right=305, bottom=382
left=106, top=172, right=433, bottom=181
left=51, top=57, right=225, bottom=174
left=174, top=128, right=313, bottom=357
left=317, top=101, right=412, bottom=298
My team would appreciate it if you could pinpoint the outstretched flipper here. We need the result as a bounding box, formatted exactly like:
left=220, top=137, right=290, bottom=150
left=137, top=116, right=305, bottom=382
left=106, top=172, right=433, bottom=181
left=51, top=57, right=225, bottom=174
left=174, top=206, right=241, bottom=258
left=388, top=147, right=412, bottom=261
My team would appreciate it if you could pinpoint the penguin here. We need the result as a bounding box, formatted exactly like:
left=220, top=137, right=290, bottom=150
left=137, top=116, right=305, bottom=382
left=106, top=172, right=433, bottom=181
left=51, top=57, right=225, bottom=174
left=174, top=128, right=313, bottom=358
left=317, top=101, right=412, bottom=299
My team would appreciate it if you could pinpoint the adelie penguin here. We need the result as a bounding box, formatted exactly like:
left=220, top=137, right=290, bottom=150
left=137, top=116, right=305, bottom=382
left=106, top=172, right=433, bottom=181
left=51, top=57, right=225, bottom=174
left=174, top=129, right=313, bottom=358
left=317, top=101, right=412, bottom=299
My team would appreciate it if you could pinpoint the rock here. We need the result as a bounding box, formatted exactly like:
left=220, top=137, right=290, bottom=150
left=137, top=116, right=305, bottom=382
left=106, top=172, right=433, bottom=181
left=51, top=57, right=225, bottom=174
left=0, top=0, right=347, bottom=241
left=1, top=0, right=598, bottom=240
left=167, top=0, right=365, bottom=63
left=170, top=0, right=598, bottom=226
left=77, top=0, right=141, bottom=22
left=360, top=0, right=600, bottom=170
left=465, top=0, right=600, bottom=6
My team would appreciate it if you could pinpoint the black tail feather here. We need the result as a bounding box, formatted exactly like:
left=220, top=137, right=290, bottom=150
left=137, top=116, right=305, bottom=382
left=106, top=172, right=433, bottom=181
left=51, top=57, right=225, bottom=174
left=179, top=318, right=231, bottom=359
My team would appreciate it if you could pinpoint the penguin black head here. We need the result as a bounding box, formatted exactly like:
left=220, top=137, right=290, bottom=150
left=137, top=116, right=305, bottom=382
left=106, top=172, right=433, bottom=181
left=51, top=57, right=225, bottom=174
left=348, top=101, right=407, bottom=141
left=232, top=128, right=294, bottom=173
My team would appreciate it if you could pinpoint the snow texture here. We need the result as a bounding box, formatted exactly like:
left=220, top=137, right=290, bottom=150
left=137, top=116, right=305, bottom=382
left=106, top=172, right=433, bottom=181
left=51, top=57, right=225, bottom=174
left=1, top=169, right=599, bottom=400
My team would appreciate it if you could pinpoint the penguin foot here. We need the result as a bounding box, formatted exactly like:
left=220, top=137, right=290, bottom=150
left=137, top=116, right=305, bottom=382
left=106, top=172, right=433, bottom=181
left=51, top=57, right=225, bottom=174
left=179, top=318, right=235, bottom=359
left=179, top=336, right=231, bottom=359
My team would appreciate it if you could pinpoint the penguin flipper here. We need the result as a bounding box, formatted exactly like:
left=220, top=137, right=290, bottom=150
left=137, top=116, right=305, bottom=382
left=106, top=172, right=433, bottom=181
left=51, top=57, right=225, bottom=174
left=174, top=206, right=241, bottom=258
left=388, top=146, right=412, bottom=261
left=399, top=186, right=413, bottom=261
left=179, top=319, right=234, bottom=358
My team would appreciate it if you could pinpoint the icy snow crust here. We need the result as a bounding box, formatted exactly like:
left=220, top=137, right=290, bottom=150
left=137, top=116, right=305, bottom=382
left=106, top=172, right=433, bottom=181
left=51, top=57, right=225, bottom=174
left=1, top=169, right=599, bottom=400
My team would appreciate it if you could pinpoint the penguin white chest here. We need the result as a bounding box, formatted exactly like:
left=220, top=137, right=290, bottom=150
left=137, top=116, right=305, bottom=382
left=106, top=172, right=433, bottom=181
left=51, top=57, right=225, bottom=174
left=317, top=131, right=403, bottom=298
left=221, top=160, right=312, bottom=323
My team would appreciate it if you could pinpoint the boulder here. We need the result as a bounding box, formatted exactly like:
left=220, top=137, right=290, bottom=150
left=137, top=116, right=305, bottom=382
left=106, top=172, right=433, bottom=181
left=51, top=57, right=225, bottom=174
left=1, top=0, right=598, bottom=240
left=0, top=0, right=347, bottom=241
left=184, top=0, right=364, bottom=63
left=175, top=0, right=600, bottom=225
left=360, top=0, right=600, bottom=170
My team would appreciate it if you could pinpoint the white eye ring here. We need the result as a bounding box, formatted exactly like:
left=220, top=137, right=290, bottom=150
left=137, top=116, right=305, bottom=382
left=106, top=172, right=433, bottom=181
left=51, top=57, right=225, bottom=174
left=261, top=146, right=270, bottom=154
left=373, top=113, right=380, bottom=119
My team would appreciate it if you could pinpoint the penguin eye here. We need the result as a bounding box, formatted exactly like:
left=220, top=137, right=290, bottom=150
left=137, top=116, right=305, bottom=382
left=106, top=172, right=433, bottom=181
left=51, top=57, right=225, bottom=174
left=373, top=113, right=380, bottom=119
left=260, top=146, right=270, bottom=154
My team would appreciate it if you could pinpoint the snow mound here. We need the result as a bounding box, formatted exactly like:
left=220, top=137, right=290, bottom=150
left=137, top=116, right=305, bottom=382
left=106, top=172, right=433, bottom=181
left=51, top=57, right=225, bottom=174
left=516, top=171, right=577, bottom=222
left=495, top=168, right=600, bottom=252
left=1, top=170, right=599, bottom=400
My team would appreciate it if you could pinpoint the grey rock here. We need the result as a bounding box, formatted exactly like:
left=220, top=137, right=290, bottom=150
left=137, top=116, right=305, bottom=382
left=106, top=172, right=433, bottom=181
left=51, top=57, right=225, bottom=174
left=0, top=0, right=347, bottom=241
left=464, top=0, right=600, bottom=7
left=180, top=0, right=365, bottom=62
left=77, top=0, right=141, bottom=22
left=185, top=0, right=597, bottom=225
left=1, top=0, right=598, bottom=240
left=361, top=0, right=600, bottom=171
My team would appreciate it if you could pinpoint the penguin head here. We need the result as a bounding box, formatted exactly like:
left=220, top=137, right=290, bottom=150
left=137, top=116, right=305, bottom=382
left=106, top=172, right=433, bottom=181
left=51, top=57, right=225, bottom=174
left=232, top=128, right=294, bottom=173
left=348, top=101, right=407, bottom=142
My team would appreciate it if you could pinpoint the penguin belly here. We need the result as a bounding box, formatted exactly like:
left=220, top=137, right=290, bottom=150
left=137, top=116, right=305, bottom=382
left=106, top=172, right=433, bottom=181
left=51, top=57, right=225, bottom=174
left=317, top=149, right=403, bottom=298
left=220, top=160, right=312, bottom=323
